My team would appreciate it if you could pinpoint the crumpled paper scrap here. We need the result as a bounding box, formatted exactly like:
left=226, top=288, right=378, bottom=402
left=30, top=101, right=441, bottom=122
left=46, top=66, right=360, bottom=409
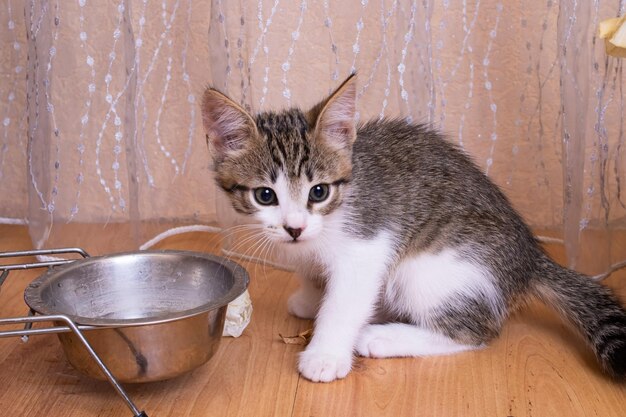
left=599, top=15, right=626, bottom=58
left=222, top=289, right=253, bottom=337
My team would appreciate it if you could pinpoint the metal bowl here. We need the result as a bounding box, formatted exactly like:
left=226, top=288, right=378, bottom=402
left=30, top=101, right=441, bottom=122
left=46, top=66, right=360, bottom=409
left=24, top=250, right=249, bottom=383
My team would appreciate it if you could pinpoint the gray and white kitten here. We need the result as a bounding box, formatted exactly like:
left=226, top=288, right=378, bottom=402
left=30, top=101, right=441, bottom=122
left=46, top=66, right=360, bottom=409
left=201, top=74, right=626, bottom=382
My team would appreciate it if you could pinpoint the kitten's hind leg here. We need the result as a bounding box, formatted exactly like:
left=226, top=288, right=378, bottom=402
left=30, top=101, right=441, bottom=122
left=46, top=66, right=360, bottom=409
left=356, top=323, right=482, bottom=358
left=288, top=265, right=324, bottom=319
left=288, top=278, right=322, bottom=319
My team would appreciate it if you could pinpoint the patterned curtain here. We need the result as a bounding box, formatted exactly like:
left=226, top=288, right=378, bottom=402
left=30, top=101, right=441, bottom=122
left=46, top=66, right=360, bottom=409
left=0, top=0, right=624, bottom=276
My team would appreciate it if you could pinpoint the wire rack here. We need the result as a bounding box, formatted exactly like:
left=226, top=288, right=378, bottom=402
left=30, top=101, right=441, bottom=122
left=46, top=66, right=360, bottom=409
left=0, top=248, right=148, bottom=417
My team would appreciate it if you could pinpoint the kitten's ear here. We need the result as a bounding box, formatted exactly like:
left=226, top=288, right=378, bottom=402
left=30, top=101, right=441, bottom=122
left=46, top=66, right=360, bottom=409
left=201, top=88, right=257, bottom=159
left=312, top=73, right=357, bottom=151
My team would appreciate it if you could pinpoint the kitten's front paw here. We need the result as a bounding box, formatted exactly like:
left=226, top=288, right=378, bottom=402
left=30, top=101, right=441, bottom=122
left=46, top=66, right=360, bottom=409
left=298, top=348, right=352, bottom=382
left=287, top=289, right=318, bottom=319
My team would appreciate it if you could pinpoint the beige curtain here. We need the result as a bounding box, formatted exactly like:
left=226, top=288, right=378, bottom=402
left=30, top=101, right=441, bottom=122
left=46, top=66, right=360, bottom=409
left=0, top=0, right=624, bottom=276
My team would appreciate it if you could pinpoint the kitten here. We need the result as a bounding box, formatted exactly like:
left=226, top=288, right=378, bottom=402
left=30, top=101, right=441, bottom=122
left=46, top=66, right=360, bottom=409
left=201, top=74, right=626, bottom=382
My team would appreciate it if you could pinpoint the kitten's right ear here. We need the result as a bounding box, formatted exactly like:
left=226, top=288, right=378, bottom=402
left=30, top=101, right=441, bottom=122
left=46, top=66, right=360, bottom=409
left=311, top=73, right=357, bottom=152
left=201, top=88, right=257, bottom=159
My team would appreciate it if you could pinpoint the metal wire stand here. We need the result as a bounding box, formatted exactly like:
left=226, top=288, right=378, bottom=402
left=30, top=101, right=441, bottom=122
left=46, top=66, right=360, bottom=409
left=0, top=248, right=148, bottom=417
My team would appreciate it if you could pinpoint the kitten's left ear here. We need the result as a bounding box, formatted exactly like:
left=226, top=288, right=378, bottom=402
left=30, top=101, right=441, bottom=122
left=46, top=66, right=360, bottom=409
left=201, top=87, right=257, bottom=161
left=312, top=73, right=357, bottom=151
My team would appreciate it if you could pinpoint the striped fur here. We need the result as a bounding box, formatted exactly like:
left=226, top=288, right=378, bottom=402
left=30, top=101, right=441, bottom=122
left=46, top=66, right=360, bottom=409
left=201, top=75, right=626, bottom=381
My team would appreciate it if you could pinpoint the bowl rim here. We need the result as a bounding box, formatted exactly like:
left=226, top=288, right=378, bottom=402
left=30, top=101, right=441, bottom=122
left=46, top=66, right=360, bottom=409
left=23, top=250, right=250, bottom=327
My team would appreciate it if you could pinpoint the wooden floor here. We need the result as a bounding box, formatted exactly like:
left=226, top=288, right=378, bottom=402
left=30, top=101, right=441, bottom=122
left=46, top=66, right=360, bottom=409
left=0, top=224, right=624, bottom=417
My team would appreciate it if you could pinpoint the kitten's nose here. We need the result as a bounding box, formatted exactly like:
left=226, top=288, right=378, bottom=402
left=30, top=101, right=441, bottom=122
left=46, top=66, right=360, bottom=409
left=284, top=226, right=303, bottom=240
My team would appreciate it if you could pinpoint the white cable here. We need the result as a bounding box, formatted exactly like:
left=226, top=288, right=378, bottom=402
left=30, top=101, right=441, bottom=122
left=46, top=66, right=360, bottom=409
left=591, top=259, right=626, bottom=282
left=19, top=226, right=625, bottom=282
left=139, top=224, right=222, bottom=250
left=535, top=235, right=564, bottom=244
left=535, top=235, right=626, bottom=281
left=31, top=224, right=222, bottom=262
left=0, top=217, right=28, bottom=225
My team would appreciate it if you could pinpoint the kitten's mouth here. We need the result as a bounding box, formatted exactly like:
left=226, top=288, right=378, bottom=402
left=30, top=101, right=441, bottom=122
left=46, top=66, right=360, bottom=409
left=282, top=236, right=308, bottom=244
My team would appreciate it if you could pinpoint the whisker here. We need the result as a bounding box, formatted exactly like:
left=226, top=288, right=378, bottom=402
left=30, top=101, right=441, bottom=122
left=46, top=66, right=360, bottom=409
left=226, top=232, right=265, bottom=263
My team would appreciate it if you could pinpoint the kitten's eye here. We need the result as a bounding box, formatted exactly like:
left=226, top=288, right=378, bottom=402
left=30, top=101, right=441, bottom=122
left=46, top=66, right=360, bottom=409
left=309, top=184, right=330, bottom=203
left=253, top=187, right=278, bottom=206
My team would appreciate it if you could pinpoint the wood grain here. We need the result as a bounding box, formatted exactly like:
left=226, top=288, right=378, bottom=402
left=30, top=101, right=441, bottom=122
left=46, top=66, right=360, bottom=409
left=0, top=224, right=624, bottom=417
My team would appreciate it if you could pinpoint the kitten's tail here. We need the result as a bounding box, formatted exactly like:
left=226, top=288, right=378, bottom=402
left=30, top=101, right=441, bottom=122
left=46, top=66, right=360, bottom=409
left=532, top=254, right=626, bottom=379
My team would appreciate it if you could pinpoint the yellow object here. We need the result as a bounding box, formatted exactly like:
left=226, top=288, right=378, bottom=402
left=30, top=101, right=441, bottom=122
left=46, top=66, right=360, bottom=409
left=599, top=15, right=626, bottom=58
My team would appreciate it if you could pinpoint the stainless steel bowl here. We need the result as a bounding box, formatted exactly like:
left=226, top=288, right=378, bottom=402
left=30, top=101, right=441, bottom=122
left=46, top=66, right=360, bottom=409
left=23, top=250, right=249, bottom=383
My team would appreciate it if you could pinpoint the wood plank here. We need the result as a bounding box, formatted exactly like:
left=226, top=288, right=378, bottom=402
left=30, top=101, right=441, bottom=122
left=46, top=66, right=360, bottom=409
left=0, top=224, right=625, bottom=417
left=292, top=236, right=626, bottom=417
left=0, top=224, right=308, bottom=417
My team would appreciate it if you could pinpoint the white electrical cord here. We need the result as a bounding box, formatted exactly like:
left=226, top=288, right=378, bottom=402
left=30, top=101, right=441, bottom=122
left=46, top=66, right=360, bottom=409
left=19, top=228, right=626, bottom=284
left=590, top=260, right=626, bottom=282
left=0, top=217, right=28, bottom=225
left=535, top=235, right=626, bottom=281
left=138, top=224, right=222, bottom=250
left=535, top=235, right=564, bottom=244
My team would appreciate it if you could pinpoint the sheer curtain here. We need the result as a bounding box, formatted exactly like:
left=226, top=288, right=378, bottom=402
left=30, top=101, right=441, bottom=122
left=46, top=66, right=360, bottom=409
left=0, top=0, right=624, bottom=276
